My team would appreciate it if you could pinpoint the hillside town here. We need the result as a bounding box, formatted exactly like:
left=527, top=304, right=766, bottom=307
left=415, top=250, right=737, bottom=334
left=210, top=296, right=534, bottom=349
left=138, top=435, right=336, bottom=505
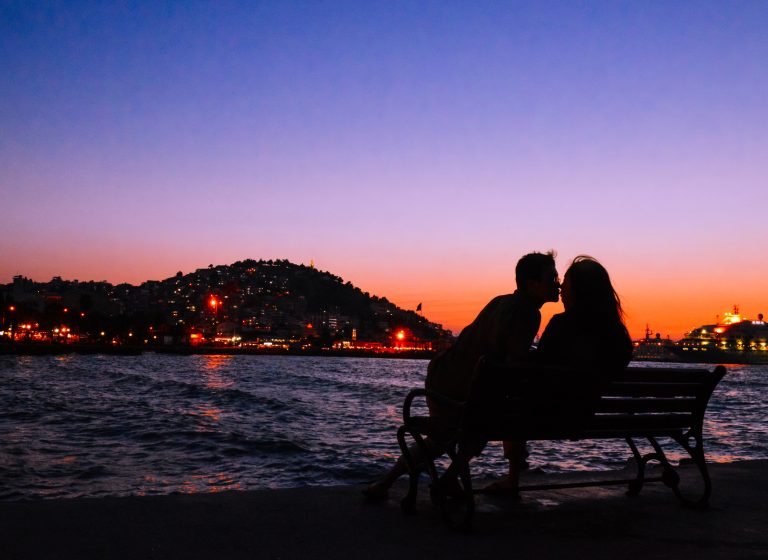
left=0, top=259, right=453, bottom=355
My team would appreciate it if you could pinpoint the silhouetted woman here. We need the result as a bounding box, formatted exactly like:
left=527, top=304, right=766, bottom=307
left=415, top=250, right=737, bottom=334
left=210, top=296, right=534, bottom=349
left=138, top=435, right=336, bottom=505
left=536, top=255, right=632, bottom=371
left=490, top=255, right=633, bottom=491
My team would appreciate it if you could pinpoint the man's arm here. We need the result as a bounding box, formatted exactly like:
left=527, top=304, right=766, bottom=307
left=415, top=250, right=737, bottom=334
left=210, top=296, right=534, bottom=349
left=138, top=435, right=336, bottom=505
left=533, top=313, right=564, bottom=364
left=503, top=311, right=541, bottom=365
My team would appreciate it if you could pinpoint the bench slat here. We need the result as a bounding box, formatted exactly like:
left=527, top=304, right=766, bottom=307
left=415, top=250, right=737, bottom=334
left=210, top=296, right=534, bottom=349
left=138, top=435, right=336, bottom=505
left=621, top=367, right=713, bottom=383
left=499, top=394, right=698, bottom=413
left=578, top=427, right=686, bottom=438
left=595, top=397, right=697, bottom=413
left=602, top=382, right=702, bottom=397
left=586, top=412, right=693, bottom=430
left=467, top=412, right=694, bottom=440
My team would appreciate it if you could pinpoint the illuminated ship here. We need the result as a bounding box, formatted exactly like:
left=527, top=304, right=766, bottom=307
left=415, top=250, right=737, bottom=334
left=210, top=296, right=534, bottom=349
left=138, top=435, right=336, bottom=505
left=632, top=325, right=680, bottom=362
left=673, top=306, right=768, bottom=364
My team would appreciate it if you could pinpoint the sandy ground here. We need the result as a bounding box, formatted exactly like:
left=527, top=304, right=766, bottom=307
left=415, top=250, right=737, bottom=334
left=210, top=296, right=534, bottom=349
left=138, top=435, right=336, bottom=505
left=1, top=460, right=766, bottom=559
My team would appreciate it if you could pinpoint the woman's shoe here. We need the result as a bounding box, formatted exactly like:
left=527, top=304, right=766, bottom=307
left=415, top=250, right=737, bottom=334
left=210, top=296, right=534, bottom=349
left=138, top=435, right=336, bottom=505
left=362, top=483, right=389, bottom=503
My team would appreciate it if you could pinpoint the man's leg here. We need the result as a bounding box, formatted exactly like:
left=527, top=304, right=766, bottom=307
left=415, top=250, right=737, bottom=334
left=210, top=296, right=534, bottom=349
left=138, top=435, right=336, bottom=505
left=503, top=440, right=527, bottom=489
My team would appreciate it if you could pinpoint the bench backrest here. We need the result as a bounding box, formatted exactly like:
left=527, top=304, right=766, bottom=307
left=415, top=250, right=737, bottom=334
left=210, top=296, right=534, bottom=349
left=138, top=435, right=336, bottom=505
left=585, top=365, right=727, bottom=438
left=463, top=359, right=727, bottom=441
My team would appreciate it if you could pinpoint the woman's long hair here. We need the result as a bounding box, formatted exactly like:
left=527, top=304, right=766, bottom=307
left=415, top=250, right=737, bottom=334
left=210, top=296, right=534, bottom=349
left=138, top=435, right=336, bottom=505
left=564, top=255, right=626, bottom=324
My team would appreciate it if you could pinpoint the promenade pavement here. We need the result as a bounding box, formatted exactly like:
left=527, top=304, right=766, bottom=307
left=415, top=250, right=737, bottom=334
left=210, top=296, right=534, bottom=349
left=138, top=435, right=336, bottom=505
left=1, top=460, right=766, bottom=559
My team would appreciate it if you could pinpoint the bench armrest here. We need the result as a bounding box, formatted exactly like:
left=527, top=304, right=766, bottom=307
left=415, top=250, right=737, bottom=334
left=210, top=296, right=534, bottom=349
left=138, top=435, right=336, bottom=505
left=402, top=388, right=465, bottom=424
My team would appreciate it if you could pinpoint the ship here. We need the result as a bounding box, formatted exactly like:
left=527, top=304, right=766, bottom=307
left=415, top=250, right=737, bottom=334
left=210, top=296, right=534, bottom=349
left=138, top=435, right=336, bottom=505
left=632, top=325, right=680, bottom=362
left=672, top=306, right=768, bottom=364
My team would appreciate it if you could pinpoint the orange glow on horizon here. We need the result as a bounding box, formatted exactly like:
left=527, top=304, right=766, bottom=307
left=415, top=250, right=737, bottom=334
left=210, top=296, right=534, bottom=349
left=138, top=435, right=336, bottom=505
left=3, top=251, right=764, bottom=342
left=380, top=273, right=767, bottom=341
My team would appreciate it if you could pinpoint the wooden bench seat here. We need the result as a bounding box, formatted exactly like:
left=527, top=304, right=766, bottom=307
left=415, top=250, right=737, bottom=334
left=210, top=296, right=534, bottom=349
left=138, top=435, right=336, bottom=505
left=396, top=358, right=727, bottom=529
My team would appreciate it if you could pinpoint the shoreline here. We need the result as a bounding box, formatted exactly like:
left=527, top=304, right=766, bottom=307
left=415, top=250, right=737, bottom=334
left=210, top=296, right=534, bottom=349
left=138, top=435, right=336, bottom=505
left=3, top=343, right=767, bottom=364
left=0, top=342, right=435, bottom=360
left=2, top=460, right=767, bottom=559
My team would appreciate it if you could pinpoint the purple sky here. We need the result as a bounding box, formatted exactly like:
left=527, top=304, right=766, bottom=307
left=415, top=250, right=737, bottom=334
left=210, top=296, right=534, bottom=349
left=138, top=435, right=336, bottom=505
left=2, top=1, right=767, bottom=336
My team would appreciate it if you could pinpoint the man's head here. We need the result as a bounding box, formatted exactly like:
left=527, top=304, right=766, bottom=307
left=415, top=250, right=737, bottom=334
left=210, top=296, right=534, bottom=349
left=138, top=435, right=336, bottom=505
left=515, top=251, right=560, bottom=306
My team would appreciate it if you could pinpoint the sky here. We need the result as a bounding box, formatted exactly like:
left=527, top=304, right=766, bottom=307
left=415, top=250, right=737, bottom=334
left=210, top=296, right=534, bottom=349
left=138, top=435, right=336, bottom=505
left=2, top=1, right=767, bottom=338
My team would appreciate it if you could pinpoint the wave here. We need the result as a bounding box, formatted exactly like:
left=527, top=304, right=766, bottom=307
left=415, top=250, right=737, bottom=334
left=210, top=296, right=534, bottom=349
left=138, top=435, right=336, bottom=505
left=1, top=356, right=765, bottom=500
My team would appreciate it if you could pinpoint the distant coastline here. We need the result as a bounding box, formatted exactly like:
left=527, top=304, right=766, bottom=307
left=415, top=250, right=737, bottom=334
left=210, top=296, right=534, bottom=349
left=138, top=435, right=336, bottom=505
left=0, top=341, right=435, bottom=360
left=1, top=259, right=453, bottom=357
left=5, top=339, right=768, bottom=365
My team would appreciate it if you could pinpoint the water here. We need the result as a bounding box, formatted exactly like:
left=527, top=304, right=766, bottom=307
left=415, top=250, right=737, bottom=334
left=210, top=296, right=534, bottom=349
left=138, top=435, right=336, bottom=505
left=0, top=354, right=765, bottom=500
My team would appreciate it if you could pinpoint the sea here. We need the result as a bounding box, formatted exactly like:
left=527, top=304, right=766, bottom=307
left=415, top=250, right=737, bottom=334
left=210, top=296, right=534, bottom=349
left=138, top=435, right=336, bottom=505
left=0, top=354, right=766, bottom=501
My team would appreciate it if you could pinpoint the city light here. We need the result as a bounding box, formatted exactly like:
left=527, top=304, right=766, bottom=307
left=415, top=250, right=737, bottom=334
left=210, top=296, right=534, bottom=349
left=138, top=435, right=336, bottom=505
left=1, top=260, right=445, bottom=354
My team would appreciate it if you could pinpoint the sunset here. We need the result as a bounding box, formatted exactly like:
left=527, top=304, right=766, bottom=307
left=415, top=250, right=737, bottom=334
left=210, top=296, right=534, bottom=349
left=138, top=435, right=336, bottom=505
left=3, top=2, right=766, bottom=338
left=1, top=3, right=767, bottom=558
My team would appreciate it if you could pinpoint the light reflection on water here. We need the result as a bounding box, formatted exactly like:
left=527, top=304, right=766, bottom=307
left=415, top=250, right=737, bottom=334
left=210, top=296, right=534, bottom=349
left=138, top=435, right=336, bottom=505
left=0, top=355, right=765, bottom=500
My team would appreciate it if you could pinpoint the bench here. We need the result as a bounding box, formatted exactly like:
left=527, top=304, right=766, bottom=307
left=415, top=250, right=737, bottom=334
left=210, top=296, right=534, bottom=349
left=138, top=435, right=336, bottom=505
left=396, top=358, right=727, bottom=528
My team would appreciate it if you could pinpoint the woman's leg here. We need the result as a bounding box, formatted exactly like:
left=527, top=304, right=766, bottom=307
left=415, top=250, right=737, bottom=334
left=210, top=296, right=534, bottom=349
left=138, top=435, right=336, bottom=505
left=364, top=438, right=446, bottom=499
left=479, top=440, right=528, bottom=493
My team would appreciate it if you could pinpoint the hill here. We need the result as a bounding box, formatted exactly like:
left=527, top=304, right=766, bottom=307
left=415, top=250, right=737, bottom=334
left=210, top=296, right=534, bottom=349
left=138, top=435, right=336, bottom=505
left=1, top=259, right=452, bottom=349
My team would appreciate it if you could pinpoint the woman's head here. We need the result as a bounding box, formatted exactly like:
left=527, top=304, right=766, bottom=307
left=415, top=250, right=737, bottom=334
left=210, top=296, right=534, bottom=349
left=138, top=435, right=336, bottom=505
left=561, top=256, right=625, bottom=321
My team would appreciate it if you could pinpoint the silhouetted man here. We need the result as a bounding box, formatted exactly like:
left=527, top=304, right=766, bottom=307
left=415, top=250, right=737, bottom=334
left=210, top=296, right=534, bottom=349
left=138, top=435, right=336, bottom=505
left=364, top=251, right=560, bottom=500
left=426, top=251, right=560, bottom=409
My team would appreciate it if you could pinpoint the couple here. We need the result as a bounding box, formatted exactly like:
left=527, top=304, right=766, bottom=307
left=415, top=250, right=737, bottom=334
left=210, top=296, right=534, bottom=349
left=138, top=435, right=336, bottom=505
left=365, top=251, right=633, bottom=500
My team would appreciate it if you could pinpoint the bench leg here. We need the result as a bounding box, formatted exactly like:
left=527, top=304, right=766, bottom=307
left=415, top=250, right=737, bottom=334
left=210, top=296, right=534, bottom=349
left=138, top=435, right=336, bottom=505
left=627, top=436, right=675, bottom=497
left=397, top=427, right=445, bottom=514
left=397, top=426, right=419, bottom=514
left=432, top=447, right=475, bottom=531
left=646, top=436, right=680, bottom=491
left=644, top=435, right=710, bottom=509
left=670, top=431, right=712, bottom=509
left=626, top=437, right=648, bottom=496
left=623, top=435, right=711, bottom=508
